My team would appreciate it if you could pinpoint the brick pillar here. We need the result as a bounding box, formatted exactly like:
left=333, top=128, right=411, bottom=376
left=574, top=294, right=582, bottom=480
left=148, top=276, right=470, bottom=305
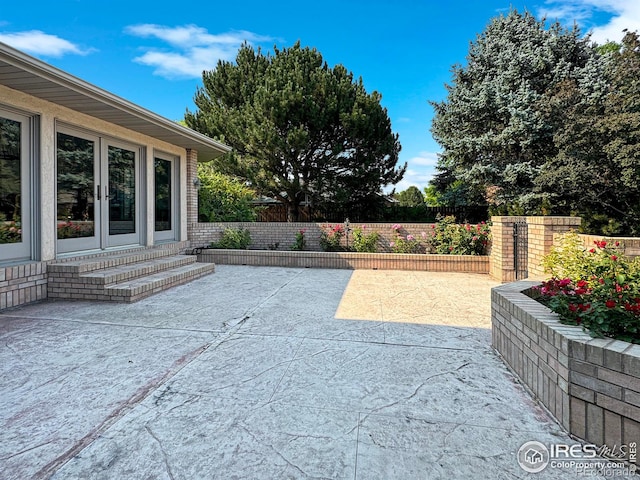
left=186, top=149, right=199, bottom=241
left=489, top=216, right=523, bottom=282
left=526, top=216, right=582, bottom=278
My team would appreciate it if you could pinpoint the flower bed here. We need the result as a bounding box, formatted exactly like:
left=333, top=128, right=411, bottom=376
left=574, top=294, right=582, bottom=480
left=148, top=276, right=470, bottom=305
left=532, top=233, right=640, bottom=344
left=492, top=281, right=640, bottom=456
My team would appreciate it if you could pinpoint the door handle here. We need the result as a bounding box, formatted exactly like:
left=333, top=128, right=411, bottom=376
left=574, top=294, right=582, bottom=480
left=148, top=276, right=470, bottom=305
left=105, top=185, right=109, bottom=199
left=97, top=184, right=101, bottom=200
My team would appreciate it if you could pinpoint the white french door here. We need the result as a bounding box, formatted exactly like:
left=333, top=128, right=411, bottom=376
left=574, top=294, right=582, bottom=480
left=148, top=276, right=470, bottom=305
left=56, top=127, right=141, bottom=254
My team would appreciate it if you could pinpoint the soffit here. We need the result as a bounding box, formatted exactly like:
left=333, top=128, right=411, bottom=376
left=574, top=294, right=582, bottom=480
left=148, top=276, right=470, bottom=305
left=0, top=42, right=230, bottom=160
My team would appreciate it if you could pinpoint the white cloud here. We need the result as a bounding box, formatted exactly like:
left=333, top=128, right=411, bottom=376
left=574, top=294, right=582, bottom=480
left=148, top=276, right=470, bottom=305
left=408, top=151, right=439, bottom=167
left=539, top=0, right=640, bottom=43
left=388, top=151, right=441, bottom=192
left=125, top=24, right=273, bottom=79
left=0, top=30, right=93, bottom=57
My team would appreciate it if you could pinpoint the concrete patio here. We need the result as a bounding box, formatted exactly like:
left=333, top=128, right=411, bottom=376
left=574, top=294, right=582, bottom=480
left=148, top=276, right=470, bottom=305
left=0, top=266, right=624, bottom=479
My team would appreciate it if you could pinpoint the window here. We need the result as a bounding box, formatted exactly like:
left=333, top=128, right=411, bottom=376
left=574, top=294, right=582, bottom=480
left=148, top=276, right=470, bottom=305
left=0, top=108, right=32, bottom=262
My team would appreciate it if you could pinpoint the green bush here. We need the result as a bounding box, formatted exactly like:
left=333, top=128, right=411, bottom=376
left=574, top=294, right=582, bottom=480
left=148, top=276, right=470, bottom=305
left=319, top=224, right=345, bottom=251
left=291, top=229, right=306, bottom=251
left=425, top=215, right=491, bottom=255
left=210, top=227, right=252, bottom=249
left=388, top=224, right=423, bottom=253
left=534, top=232, right=640, bottom=343
left=197, top=165, right=258, bottom=222
left=352, top=226, right=380, bottom=253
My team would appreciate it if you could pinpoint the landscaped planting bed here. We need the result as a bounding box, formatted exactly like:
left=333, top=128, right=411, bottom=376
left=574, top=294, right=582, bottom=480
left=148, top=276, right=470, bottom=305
left=492, top=281, right=640, bottom=455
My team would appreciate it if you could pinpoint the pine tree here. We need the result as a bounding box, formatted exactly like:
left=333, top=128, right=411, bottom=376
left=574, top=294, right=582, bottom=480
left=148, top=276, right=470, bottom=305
left=185, top=42, right=405, bottom=221
left=430, top=9, right=593, bottom=212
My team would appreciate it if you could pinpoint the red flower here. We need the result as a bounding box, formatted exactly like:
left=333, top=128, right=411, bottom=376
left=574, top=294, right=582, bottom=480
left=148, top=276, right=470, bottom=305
left=611, top=255, right=618, bottom=261
left=589, top=248, right=596, bottom=254
left=595, top=240, right=607, bottom=248
left=577, top=280, right=588, bottom=288
left=605, top=299, right=616, bottom=308
left=569, top=304, right=578, bottom=313
left=615, top=241, right=620, bottom=247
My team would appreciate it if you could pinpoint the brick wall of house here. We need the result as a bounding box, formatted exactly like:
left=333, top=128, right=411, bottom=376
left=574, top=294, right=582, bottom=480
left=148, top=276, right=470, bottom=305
left=0, top=262, right=48, bottom=309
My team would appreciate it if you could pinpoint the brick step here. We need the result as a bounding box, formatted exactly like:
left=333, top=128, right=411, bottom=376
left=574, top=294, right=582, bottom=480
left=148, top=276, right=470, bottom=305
left=78, top=255, right=197, bottom=286
left=48, top=245, right=184, bottom=274
left=104, top=262, right=216, bottom=302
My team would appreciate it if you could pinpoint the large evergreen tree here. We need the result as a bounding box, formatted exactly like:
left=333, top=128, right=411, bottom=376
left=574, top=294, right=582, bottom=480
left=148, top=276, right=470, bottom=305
left=430, top=10, right=594, bottom=213
left=185, top=42, right=405, bottom=221
left=538, top=31, right=640, bottom=234
left=394, top=186, right=425, bottom=207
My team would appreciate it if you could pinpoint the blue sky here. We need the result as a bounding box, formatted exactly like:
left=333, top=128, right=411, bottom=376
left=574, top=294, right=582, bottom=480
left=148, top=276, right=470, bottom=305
left=1, top=0, right=638, bottom=193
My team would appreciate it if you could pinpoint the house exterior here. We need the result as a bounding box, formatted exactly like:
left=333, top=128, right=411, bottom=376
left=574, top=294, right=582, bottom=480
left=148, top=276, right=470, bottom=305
left=0, top=41, right=230, bottom=309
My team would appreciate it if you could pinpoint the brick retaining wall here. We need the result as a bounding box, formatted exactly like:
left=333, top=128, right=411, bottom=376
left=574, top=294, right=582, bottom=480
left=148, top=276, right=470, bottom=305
left=492, top=281, right=640, bottom=453
left=199, top=249, right=489, bottom=273
left=189, top=222, right=442, bottom=252
left=578, top=235, right=640, bottom=259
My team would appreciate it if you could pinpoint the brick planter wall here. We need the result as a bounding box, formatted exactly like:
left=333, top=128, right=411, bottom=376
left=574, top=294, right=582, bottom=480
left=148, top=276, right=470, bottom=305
left=492, top=281, right=640, bottom=453
left=578, top=235, right=640, bottom=259
left=198, top=249, right=489, bottom=273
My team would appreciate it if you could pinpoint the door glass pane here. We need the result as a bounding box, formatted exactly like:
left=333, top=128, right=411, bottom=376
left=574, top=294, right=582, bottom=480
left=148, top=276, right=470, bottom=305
left=155, top=158, right=171, bottom=231
left=0, top=117, right=22, bottom=244
left=57, top=133, right=96, bottom=239
left=108, top=146, right=136, bottom=235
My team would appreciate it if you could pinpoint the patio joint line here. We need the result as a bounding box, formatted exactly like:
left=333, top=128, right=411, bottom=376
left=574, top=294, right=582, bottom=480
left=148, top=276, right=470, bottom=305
left=267, top=338, right=306, bottom=404
left=33, top=341, right=213, bottom=480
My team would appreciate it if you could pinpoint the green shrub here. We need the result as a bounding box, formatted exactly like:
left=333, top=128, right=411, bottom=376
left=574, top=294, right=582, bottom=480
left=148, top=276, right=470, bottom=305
left=319, top=224, right=345, bottom=251
left=425, top=215, right=490, bottom=255
left=291, top=229, right=306, bottom=251
left=210, top=227, right=252, bottom=249
left=197, top=165, right=258, bottom=222
left=389, top=224, right=424, bottom=253
left=352, top=226, right=380, bottom=253
left=534, top=232, right=640, bottom=343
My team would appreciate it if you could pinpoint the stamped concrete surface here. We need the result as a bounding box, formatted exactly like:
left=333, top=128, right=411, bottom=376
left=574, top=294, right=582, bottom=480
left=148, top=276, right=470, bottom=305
left=0, top=266, right=624, bottom=479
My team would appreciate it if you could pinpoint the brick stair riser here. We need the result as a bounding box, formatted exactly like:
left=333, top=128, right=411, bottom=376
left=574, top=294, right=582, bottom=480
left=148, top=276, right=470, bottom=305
left=105, top=265, right=215, bottom=303
left=48, top=264, right=214, bottom=301
left=47, top=246, right=184, bottom=274
left=79, top=256, right=196, bottom=286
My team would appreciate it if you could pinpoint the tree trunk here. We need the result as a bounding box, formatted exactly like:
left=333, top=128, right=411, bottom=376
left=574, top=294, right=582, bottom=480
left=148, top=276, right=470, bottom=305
left=286, top=200, right=299, bottom=222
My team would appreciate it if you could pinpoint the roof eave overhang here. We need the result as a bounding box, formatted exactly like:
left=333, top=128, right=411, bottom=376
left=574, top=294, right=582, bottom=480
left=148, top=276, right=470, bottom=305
left=0, top=41, right=231, bottom=160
